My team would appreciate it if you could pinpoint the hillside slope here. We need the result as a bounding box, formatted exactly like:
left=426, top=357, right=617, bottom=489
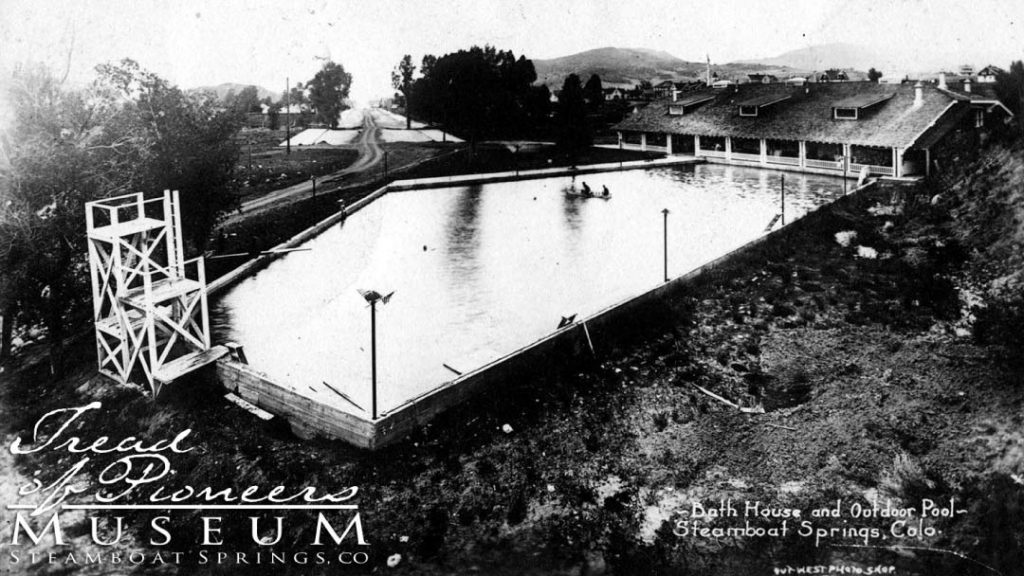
left=534, top=46, right=801, bottom=88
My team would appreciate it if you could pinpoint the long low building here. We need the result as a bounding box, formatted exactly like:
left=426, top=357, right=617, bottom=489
left=614, top=79, right=1013, bottom=178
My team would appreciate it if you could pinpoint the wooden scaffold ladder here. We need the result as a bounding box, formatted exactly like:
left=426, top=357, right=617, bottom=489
left=85, top=190, right=225, bottom=396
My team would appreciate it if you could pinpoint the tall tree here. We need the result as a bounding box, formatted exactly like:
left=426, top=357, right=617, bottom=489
left=96, top=59, right=240, bottom=251
left=229, top=85, right=262, bottom=114
left=391, top=55, right=416, bottom=129
left=306, top=61, right=352, bottom=128
left=408, top=45, right=539, bottom=141
left=555, top=74, right=591, bottom=158
left=584, top=74, right=604, bottom=107
left=1, top=64, right=143, bottom=372
left=995, top=60, right=1024, bottom=136
left=867, top=68, right=883, bottom=82
left=1, top=60, right=241, bottom=373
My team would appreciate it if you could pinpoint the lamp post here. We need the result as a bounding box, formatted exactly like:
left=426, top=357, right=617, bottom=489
left=661, top=208, right=670, bottom=282
left=358, top=289, right=394, bottom=419
left=780, top=174, right=786, bottom=226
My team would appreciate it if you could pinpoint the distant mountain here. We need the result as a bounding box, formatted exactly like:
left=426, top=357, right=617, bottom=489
left=533, top=47, right=704, bottom=88
left=739, top=43, right=886, bottom=73
left=192, top=83, right=279, bottom=102
left=533, top=46, right=797, bottom=89
left=743, top=42, right=1013, bottom=79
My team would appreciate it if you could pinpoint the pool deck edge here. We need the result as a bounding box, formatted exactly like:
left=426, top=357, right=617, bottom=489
left=209, top=171, right=880, bottom=450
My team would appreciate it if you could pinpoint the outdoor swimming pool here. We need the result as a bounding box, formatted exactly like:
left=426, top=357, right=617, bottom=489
left=213, top=164, right=845, bottom=418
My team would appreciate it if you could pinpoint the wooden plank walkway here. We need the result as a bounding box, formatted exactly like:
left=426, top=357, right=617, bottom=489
left=155, top=345, right=229, bottom=384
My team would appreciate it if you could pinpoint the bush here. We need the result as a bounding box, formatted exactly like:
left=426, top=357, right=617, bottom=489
left=973, top=292, right=1024, bottom=364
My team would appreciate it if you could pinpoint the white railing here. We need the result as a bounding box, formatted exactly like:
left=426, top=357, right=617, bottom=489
left=699, top=149, right=726, bottom=158
left=730, top=152, right=762, bottom=162
left=850, top=162, right=894, bottom=176
left=805, top=158, right=843, bottom=170
left=767, top=155, right=800, bottom=166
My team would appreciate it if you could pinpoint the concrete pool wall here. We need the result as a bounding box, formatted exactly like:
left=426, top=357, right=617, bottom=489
left=207, top=163, right=877, bottom=449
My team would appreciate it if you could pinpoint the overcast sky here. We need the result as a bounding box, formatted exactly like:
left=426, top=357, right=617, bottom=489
left=1, top=0, right=1022, bottom=103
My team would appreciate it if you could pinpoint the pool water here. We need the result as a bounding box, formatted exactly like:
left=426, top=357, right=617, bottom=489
left=213, top=164, right=845, bottom=417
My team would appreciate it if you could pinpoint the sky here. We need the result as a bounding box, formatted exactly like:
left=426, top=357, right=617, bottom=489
left=1, top=0, right=1022, bottom=104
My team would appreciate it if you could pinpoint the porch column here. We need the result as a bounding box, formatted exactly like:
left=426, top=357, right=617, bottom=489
left=893, top=147, right=904, bottom=178
left=617, top=131, right=623, bottom=150
left=799, top=141, right=807, bottom=168
left=842, top=143, right=851, bottom=172
left=760, top=138, right=768, bottom=165
left=666, top=134, right=673, bottom=155
left=725, top=137, right=733, bottom=161
left=695, top=135, right=701, bottom=156
left=641, top=133, right=648, bottom=152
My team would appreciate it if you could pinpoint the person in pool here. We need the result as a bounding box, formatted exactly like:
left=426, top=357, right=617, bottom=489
left=602, top=185, right=610, bottom=197
left=581, top=182, right=592, bottom=197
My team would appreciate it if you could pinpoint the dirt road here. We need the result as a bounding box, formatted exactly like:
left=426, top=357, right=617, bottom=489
left=223, top=111, right=384, bottom=225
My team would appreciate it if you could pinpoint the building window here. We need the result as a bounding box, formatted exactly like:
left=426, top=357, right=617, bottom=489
left=975, top=109, right=985, bottom=128
left=739, top=105, right=759, bottom=117
left=834, top=107, right=858, bottom=120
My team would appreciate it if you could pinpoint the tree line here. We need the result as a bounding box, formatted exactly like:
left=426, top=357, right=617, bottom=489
left=239, top=61, right=353, bottom=129
left=391, top=45, right=620, bottom=158
left=0, top=59, right=241, bottom=372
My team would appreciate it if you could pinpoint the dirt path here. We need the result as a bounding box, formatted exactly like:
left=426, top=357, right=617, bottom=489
left=222, top=112, right=384, bottom=226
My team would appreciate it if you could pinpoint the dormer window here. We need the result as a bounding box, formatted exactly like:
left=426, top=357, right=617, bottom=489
left=668, top=94, right=715, bottom=116
left=831, top=92, right=895, bottom=121
left=735, top=94, right=790, bottom=118
left=834, top=107, right=858, bottom=120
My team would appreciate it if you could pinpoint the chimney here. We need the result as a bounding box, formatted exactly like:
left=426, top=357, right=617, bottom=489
left=938, top=72, right=947, bottom=90
left=672, top=87, right=679, bottom=102
left=963, top=77, right=971, bottom=93
left=913, top=81, right=923, bottom=107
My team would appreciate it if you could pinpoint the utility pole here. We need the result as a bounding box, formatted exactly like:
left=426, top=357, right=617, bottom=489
left=662, top=208, right=670, bottom=282
left=370, top=298, right=377, bottom=419
left=285, top=77, right=291, bottom=156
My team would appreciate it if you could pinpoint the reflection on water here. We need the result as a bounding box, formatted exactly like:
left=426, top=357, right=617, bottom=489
left=213, top=164, right=845, bottom=416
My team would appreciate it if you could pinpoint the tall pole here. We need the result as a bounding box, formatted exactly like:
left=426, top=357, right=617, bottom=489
left=285, top=77, right=291, bottom=156
left=370, top=299, right=377, bottom=420
left=780, top=174, right=786, bottom=226
left=662, top=208, right=670, bottom=282
left=843, top=155, right=848, bottom=195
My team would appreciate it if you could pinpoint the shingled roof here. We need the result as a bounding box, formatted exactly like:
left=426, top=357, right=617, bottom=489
left=615, top=82, right=964, bottom=148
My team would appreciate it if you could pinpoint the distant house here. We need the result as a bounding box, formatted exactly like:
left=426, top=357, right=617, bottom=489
left=977, top=65, right=1004, bottom=83
left=817, top=70, right=849, bottom=83
left=603, top=87, right=625, bottom=101
left=277, top=104, right=309, bottom=128
left=614, top=81, right=1014, bottom=178
left=747, top=73, right=779, bottom=84
left=653, top=80, right=677, bottom=98
left=959, top=64, right=975, bottom=76
left=785, top=77, right=808, bottom=86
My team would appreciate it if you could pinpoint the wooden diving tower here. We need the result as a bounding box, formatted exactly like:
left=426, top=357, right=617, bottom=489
left=85, top=190, right=226, bottom=396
